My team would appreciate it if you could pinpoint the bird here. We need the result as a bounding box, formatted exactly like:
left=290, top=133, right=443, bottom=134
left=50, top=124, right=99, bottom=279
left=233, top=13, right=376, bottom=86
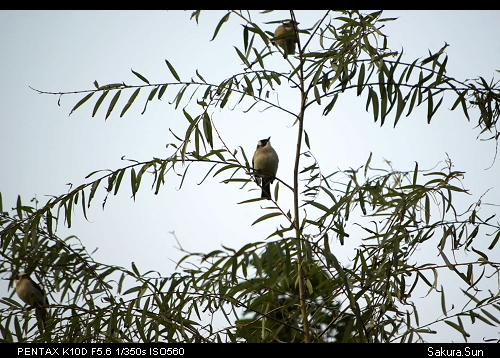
left=13, top=272, right=49, bottom=324
left=273, top=20, right=299, bottom=59
left=252, top=137, right=279, bottom=200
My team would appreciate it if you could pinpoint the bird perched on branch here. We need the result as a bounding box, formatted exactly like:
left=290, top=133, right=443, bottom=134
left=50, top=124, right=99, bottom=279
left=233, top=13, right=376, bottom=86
left=253, top=137, right=279, bottom=200
left=273, top=20, right=299, bottom=58
left=14, top=272, right=49, bottom=326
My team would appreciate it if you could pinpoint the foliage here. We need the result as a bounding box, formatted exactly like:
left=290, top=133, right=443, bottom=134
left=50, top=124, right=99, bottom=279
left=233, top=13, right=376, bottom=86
left=1, top=10, right=500, bottom=342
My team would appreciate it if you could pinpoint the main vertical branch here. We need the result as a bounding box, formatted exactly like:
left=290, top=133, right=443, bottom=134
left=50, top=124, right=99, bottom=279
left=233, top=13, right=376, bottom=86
left=294, top=99, right=310, bottom=343
left=291, top=10, right=311, bottom=343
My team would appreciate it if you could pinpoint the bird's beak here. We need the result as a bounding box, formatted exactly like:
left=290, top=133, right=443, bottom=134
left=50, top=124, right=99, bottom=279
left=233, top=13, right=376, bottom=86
left=267, top=136, right=271, bottom=141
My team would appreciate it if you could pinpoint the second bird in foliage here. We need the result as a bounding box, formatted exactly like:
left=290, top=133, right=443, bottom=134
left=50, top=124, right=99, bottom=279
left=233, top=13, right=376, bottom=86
left=273, top=20, right=299, bottom=59
left=13, top=272, right=49, bottom=327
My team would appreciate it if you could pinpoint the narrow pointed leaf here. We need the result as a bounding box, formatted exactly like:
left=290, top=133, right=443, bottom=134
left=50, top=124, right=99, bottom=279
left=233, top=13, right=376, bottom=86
left=252, top=212, right=281, bottom=226
left=488, top=231, right=500, bottom=250
left=211, top=12, right=230, bottom=41
left=165, top=60, right=181, bottom=82
left=370, top=88, right=379, bottom=121
left=234, top=46, right=251, bottom=68
left=142, top=86, right=159, bottom=114
left=440, top=286, right=447, bottom=315
left=357, top=63, right=365, bottom=96
left=394, top=88, right=405, bottom=127
left=93, top=90, right=109, bottom=117
left=427, top=90, right=434, bottom=123
left=243, top=25, right=249, bottom=52
left=202, top=112, right=213, bottom=148
left=131, top=69, right=150, bottom=84
left=106, top=90, right=121, bottom=120
left=158, top=84, right=168, bottom=100
left=70, top=92, right=94, bottom=116
left=120, top=88, right=140, bottom=117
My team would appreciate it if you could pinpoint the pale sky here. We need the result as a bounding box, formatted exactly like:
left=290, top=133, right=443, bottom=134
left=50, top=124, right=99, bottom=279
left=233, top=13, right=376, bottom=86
left=1, top=10, right=499, bottom=342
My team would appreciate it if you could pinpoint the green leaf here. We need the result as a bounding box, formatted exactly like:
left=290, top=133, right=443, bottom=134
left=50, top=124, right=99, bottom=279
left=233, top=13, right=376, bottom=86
left=364, top=152, right=372, bottom=177
left=243, top=25, right=249, bottom=52
left=440, top=286, right=447, bottom=315
left=190, top=10, right=201, bottom=23
left=88, top=178, right=102, bottom=206
left=92, top=90, right=109, bottom=117
left=305, top=279, right=313, bottom=295
left=158, top=84, right=168, bottom=100
left=444, top=319, right=470, bottom=340
left=131, top=69, right=150, bottom=84
left=243, top=75, right=253, bottom=95
left=308, top=200, right=329, bottom=213
left=131, top=262, right=140, bottom=277
left=427, top=90, right=434, bottom=123
left=245, top=23, right=270, bottom=47
left=165, top=60, right=181, bottom=82
left=202, top=112, right=213, bottom=148
left=211, top=12, right=230, bottom=41
left=114, top=169, right=126, bottom=195
left=412, top=162, right=418, bottom=185
left=357, top=62, right=365, bottom=96
left=131, top=167, right=137, bottom=197
left=70, top=92, right=94, bottom=116
left=304, top=130, right=310, bottom=149
left=312, top=64, right=323, bottom=88
left=16, top=195, right=22, bottom=219
left=105, top=90, right=121, bottom=120
left=424, top=194, right=430, bottom=224
left=238, top=197, right=267, bottom=205
left=142, top=86, right=159, bottom=115
left=174, top=84, right=187, bottom=109
left=80, top=188, right=88, bottom=220
left=436, top=55, right=448, bottom=84
left=358, top=190, right=366, bottom=215
left=251, top=212, right=281, bottom=226
left=313, top=86, right=321, bottom=104
left=213, top=164, right=240, bottom=178
left=253, top=47, right=264, bottom=69
left=46, top=209, right=53, bottom=235
left=480, top=309, right=500, bottom=325
left=196, top=69, right=206, bottom=83
left=147, top=86, right=159, bottom=102
left=405, top=59, right=418, bottom=82
left=323, top=94, right=338, bottom=116
left=393, top=89, right=405, bottom=127
left=369, top=87, right=379, bottom=122
left=380, top=88, right=387, bottom=125
left=64, top=196, right=73, bottom=228
left=234, top=46, right=251, bottom=68
left=231, top=256, right=238, bottom=283
left=270, top=72, right=281, bottom=85
left=120, top=88, right=140, bottom=117
left=406, top=87, right=418, bottom=117
left=488, top=230, right=500, bottom=250
left=220, top=85, right=232, bottom=108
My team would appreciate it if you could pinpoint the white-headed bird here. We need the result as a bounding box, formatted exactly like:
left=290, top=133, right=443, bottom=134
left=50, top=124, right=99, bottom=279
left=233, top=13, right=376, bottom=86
left=252, top=137, right=279, bottom=200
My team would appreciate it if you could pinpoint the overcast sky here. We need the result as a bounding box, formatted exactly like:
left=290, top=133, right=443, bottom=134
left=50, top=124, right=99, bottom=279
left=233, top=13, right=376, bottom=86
left=1, top=10, right=499, bottom=342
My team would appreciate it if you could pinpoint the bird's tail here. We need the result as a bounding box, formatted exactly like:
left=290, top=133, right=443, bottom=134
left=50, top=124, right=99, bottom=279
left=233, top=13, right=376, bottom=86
left=35, top=307, right=48, bottom=331
left=261, top=183, right=272, bottom=200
